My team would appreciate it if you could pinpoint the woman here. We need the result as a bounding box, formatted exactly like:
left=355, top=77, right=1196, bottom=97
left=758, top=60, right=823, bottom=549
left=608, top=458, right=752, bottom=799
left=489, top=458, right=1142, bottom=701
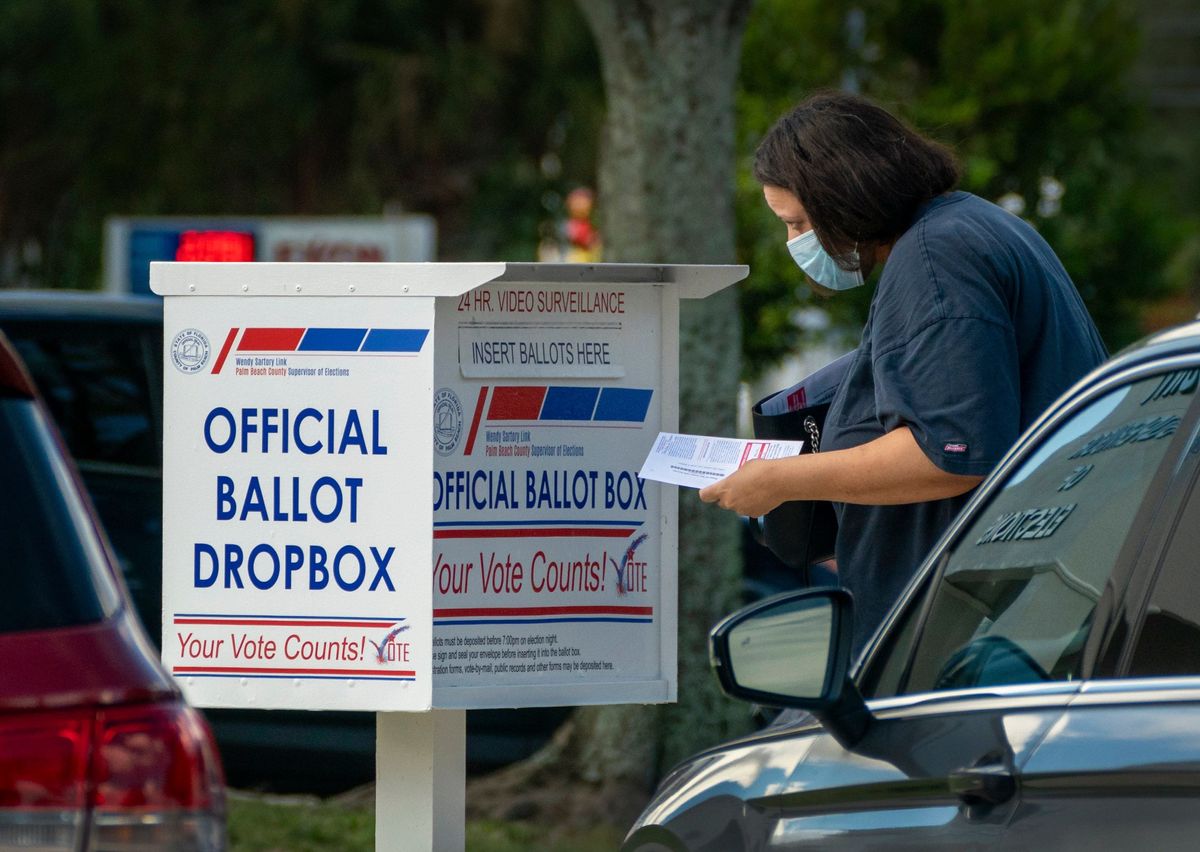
left=700, top=92, right=1107, bottom=653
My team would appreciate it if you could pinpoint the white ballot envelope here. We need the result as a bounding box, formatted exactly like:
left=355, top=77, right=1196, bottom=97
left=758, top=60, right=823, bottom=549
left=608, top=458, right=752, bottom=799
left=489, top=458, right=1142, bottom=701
left=639, top=432, right=805, bottom=490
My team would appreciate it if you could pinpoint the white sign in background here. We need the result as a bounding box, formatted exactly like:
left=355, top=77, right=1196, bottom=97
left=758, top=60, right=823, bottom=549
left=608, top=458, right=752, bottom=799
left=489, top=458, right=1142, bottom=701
left=259, top=218, right=436, bottom=264
left=432, top=283, right=664, bottom=705
left=161, top=295, right=433, bottom=711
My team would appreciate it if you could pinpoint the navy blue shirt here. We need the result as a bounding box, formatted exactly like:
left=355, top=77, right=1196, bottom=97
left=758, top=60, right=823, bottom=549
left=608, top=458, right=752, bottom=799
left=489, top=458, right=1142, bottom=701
left=823, top=191, right=1107, bottom=654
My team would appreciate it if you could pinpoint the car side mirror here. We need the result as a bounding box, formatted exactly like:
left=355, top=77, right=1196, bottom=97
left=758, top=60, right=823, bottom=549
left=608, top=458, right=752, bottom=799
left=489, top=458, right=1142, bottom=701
left=709, top=588, right=871, bottom=748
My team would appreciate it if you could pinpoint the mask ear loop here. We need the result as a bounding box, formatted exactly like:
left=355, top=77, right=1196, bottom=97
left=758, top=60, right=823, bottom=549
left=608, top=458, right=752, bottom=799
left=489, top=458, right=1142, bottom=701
left=842, top=241, right=860, bottom=273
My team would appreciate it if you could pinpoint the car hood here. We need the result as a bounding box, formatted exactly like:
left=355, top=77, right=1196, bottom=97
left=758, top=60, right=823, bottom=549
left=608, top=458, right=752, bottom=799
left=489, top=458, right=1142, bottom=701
left=627, top=710, right=830, bottom=841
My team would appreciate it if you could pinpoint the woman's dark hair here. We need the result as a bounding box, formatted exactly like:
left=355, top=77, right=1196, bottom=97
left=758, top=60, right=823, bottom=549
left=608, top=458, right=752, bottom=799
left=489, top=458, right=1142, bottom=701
left=754, top=91, right=960, bottom=269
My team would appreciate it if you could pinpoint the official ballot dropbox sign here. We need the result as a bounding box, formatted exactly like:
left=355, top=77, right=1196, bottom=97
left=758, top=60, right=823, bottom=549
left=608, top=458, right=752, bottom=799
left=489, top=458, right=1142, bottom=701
left=152, top=261, right=745, bottom=850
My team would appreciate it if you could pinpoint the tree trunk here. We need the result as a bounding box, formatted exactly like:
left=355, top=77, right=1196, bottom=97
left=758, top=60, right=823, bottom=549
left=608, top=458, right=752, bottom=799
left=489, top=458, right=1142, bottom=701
left=469, top=0, right=753, bottom=833
left=577, top=0, right=753, bottom=768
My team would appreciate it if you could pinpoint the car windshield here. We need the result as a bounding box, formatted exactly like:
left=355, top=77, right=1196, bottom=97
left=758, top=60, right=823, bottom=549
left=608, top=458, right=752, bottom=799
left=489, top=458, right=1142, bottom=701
left=0, top=398, right=120, bottom=633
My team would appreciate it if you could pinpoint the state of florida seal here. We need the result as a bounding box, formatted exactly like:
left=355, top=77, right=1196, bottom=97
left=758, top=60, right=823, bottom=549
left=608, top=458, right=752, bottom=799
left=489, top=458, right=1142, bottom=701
left=433, top=388, right=464, bottom=456
left=170, top=328, right=211, bottom=374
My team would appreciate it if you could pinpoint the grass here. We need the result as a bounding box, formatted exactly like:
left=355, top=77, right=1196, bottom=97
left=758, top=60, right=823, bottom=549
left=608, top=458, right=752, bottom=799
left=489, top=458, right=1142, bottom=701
left=228, top=794, right=372, bottom=851
left=227, top=793, right=624, bottom=852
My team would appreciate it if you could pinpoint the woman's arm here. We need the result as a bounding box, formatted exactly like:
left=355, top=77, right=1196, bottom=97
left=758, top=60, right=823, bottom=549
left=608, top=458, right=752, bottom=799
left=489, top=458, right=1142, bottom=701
left=698, top=425, right=983, bottom=517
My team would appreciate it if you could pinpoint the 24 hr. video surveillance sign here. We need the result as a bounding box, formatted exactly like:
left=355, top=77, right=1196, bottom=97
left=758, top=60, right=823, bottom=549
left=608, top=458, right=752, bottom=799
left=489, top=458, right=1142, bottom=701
left=160, top=294, right=434, bottom=712
left=430, top=281, right=667, bottom=707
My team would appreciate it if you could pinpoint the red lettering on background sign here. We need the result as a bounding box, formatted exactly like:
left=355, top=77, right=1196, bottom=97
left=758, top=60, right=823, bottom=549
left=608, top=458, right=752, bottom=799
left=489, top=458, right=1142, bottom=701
left=272, top=242, right=384, bottom=262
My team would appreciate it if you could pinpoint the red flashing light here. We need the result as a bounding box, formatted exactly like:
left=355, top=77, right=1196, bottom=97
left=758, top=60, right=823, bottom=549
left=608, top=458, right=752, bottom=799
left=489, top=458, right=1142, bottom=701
left=175, top=230, right=255, bottom=262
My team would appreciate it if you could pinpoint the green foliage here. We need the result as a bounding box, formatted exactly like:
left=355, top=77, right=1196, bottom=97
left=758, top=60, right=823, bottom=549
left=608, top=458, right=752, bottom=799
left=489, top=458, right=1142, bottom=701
left=4, top=0, right=1186, bottom=360
left=736, top=0, right=1186, bottom=377
left=0, top=0, right=604, bottom=288
left=736, top=0, right=859, bottom=371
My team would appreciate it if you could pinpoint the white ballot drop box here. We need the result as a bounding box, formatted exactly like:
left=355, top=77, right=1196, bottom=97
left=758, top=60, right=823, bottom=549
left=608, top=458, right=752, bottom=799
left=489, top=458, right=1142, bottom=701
left=151, top=261, right=746, bottom=849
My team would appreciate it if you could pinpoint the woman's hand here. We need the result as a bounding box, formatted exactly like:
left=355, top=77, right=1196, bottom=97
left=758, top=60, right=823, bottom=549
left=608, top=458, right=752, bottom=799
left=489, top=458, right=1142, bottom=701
left=698, top=459, right=787, bottom=517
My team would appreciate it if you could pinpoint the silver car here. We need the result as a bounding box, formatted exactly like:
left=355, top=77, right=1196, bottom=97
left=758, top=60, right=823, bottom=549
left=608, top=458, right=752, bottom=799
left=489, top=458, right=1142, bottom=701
left=627, top=320, right=1200, bottom=850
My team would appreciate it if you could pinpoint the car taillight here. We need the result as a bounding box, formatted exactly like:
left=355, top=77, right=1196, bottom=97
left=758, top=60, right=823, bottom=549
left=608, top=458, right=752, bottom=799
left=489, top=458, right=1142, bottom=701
left=0, top=711, right=89, bottom=850
left=88, top=702, right=226, bottom=850
left=0, top=703, right=226, bottom=852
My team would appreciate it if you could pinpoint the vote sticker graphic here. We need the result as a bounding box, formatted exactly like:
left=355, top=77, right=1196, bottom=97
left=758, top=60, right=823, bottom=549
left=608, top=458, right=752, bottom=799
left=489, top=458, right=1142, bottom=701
left=171, top=328, right=211, bottom=374
left=433, top=387, right=464, bottom=456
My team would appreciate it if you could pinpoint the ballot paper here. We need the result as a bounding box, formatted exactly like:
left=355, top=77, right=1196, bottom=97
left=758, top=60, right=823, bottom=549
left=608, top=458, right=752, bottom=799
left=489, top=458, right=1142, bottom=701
left=756, top=349, right=856, bottom=416
left=639, top=432, right=805, bottom=490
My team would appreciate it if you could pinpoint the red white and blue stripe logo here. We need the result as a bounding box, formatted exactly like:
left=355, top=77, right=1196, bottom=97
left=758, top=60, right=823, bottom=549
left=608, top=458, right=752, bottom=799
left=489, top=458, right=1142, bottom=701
left=463, top=385, right=652, bottom=455
left=211, top=327, right=429, bottom=374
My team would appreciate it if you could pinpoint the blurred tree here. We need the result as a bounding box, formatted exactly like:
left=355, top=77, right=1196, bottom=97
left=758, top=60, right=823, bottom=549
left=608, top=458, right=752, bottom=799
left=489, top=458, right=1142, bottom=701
left=736, top=0, right=857, bottom=374
left=575, top=0, right=752, bottom=798
left=0, top=0, right=604, bottom=286
left=468, top=0, right=754, bottom=830
left=735, top=0, right=1185, bottom=378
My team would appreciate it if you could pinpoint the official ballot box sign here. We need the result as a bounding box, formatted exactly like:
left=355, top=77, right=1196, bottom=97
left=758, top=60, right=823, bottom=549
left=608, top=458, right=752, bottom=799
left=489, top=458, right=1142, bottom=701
left=153, top=262, right=746, bottom=713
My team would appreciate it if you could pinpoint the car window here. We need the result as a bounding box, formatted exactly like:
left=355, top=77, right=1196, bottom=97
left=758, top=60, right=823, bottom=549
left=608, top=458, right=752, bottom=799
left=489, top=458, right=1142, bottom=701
left=858, top=575, right=926, bottom=699
left=0, top=399, right=120, bottom=632
left=898, top=368, right=1196, bottom=695
left=1127, top=381, right=1200, bottom=676
left=6, top=321, right=160, bottom=471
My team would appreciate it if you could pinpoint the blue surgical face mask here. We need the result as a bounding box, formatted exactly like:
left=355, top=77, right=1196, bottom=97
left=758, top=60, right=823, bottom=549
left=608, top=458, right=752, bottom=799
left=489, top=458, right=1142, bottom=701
left=786, top=229, right=864, bottom=291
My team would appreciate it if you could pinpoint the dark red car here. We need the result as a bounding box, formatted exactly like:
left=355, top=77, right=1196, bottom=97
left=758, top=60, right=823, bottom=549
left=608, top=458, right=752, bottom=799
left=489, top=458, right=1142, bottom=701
left=0, top=332, right=226, bottom=850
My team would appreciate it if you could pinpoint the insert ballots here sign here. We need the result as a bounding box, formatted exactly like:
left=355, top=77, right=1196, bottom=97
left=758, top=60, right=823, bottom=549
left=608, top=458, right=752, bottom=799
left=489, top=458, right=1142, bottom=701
left=161, top=295, right=434, bottom=711
left=431, top=282, right=668, bottom=706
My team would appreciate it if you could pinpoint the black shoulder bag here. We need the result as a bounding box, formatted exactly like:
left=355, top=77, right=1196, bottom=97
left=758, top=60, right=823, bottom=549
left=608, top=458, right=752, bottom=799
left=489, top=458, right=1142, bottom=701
left=750, top=398, right=839, bottom=585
